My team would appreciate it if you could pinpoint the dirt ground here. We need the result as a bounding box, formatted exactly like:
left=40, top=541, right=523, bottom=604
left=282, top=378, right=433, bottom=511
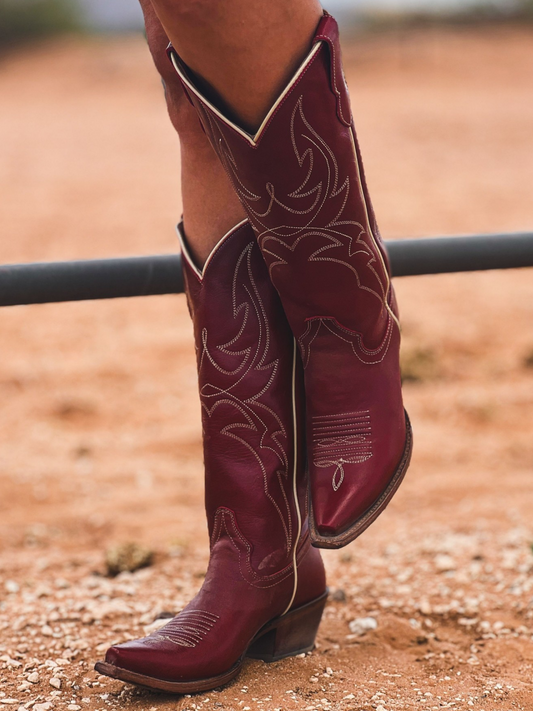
left=1, top=23, right=533, bottom=711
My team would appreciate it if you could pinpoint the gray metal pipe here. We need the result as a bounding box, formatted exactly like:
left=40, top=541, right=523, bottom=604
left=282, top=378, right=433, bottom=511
left=0, top=254, right=184, bottom=307
left=0, top=231, right=532, bottom=307
left=386, top=231, right=533, bottom=277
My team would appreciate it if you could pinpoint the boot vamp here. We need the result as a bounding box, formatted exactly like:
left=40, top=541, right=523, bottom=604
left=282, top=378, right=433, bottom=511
left=104, top=533, right=295, bottom=682
left=105, top=598, right=266, bottom=682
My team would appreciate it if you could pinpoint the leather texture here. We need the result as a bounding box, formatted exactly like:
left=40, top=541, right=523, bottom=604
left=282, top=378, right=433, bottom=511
left=168, top=13, right=410, bottom=544
left=102, top=221, right=326, bottom=683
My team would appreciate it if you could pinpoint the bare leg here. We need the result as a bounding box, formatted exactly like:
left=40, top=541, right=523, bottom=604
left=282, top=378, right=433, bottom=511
left=146, top=0, right=323, bottom=132
left=139, top=0, right=245, bottom=266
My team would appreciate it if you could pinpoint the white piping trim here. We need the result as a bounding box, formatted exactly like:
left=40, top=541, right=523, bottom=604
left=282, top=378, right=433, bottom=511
left=348, top=127, right=401, bottom=332
left=176, top=219, right=249, bottom=281
left=282, top=338, right=302, bottom=616
left=170, top=43, right=323, bottom=148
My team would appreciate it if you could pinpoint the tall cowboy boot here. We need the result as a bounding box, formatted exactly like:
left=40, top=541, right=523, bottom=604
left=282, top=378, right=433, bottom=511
left=167, top=11, right=413, bottom=550
left=95, top=220, right=327, bottom=693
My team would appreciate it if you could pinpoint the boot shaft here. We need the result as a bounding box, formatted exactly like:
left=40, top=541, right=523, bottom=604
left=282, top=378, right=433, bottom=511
left=179, top=220, right=307, bottom=573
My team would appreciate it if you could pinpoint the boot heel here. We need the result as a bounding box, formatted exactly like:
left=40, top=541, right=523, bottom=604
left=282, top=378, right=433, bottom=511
left=247, top=590, right=328, bottom=663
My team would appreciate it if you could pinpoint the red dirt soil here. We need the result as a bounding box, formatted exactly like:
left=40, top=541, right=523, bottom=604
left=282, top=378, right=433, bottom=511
left=1, top=24, right=533, bottom=711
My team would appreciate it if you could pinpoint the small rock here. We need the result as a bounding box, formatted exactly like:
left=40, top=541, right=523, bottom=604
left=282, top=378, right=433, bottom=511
left=330, top=589, right=346, bottom=603
left=67, top=706, right=81, bottom=711
left=348, top=617, right=378, bottom=636
left=419, top=600, right=432, bottom=616
left=34, top=704, right=53, bottom=711
left=41, top=626, right=54, bottom=637
left=1, top=656, right=22, bottom=668
left=4, top=580, right=19, bottom=594
left=435, top=554, right=456, bottom=573
left=27, top=672, right=40, bottom=684
left=155, top=611, right=174, bottom=620
left=49, top=678, right=61, bottom=690
left=144, top=617, right=172, bottom=635
left=458, top=618, right=478, bottom=627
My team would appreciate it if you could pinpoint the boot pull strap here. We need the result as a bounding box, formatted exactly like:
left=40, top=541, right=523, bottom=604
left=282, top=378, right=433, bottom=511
left=314, top=13, right=353, bottom=128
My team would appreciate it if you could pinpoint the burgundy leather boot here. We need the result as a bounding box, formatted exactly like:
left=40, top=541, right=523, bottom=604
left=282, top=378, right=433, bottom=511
left=95, top=221, right=327, bottom=693
left=167, top=12, right=413, bottom=549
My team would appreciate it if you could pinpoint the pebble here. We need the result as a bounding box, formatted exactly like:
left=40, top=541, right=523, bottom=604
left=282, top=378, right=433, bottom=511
left=67, top=706, right=81, bottom=711
left=458, top=618, right=478, bottom=627
left=49, top=678, right=61, bottom=690
left=27, top=673, right=40, bottom=684
left=143, top=618, right=170, bottom=635
left=419, top=600, right=433, bottom=615
left=34, top=704, right=53, bottom=711
left=435, top=555, right=456, bottom=573
left=330, top=589, right=347, bottom=603
left=348, top=617, right=378, bottom=636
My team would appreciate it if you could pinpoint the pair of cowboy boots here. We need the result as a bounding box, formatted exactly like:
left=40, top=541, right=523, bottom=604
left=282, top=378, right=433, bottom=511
left=96, top=11, right=412, bottom=693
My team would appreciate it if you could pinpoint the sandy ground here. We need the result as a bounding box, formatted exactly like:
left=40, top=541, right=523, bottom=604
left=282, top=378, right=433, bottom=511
left=1, top=23, right=533, bottom=711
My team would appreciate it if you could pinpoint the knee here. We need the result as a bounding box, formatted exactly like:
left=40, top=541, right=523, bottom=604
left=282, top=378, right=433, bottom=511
left=151, top=0, right=221, bottom=29
left=145, top=0, right=217, bottom=81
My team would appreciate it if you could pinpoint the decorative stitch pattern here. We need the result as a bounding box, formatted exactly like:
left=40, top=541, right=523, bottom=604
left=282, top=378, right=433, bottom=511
left=298, top=314, right=393, bottom=369
left=209, top=96, right=388, bottom=310
left=312, top=411, right=373, bottom=491
left=152, top=610, right=219, bottom=648
left=210, top=507, right=296, bottom=589
left=198, top=243, right=293, bottom=557
left=199, top=95, right=397, bottom=368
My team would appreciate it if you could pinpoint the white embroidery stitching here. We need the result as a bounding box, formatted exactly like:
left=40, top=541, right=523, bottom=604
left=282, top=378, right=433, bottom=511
left=199, top=243, right=293, bottom=555
left=202, top=96, right=395, bottom=371
left=312, top=410, right=373, bottom=491
left=153, top=610, right=220, bottom=648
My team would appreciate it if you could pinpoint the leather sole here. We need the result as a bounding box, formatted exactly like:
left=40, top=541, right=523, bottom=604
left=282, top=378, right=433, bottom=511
left=309, top=410, right=413, bottom=549
left=94, top=590, right=328, bottom=695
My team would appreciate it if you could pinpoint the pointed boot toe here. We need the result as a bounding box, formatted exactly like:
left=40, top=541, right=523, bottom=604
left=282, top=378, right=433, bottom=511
left=97, top=638, right=168, bottom=682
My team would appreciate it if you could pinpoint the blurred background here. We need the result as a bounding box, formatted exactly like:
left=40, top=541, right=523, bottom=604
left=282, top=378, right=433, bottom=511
left=1, top=0, right=533, bottom=41
left=1, top=1, right=532, bottom=709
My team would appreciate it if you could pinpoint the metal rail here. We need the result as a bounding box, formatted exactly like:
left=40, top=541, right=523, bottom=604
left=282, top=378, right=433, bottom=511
left=0, top=231, right=532, bottom=307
